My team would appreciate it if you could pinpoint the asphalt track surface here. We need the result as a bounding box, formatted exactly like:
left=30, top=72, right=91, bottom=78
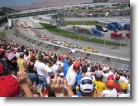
left=20, top=17, right=130, bottom=60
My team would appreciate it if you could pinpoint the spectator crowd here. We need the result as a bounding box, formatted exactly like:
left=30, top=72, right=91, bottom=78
left=0, top=37, right=130, bottom=97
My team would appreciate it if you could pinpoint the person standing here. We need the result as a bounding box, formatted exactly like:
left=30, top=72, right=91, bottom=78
left=17, top=52, right=27, bottom=72
left=118, top=82, right=130, bottom=97
left=101, top=80, right=117, bottom=97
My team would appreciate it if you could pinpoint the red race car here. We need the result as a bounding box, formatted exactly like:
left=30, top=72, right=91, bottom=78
left=111, top=32, right=124, bottom=40
left=41, top=36, right=49, bottom=41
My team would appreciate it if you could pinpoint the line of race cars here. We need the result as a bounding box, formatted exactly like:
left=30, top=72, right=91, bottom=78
left=33, top=30, right=98, bottom=53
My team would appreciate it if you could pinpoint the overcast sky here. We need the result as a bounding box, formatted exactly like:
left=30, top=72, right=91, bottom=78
left=0, top=0, right=42, bottom=7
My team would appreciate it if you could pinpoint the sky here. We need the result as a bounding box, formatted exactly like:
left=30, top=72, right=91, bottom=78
left=0, top=0, right=42, bottom=7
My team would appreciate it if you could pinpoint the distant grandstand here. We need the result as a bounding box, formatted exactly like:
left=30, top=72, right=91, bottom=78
left=93, top=0, right=130, bottom=3
left=11, top=0, right=130, bottom=11
left=107, top=0, right=130, bottom=3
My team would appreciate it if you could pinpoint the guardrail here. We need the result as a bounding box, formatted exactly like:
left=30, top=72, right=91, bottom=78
left=15, top=27, right=130, bottom=62
left=13, top=19, right=130, bottom=63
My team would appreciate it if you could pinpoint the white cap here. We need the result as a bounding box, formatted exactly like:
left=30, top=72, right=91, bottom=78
left=79, top=77, right=94, bottom=93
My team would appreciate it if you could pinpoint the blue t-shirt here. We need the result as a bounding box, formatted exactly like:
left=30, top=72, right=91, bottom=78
left=75, top=74, right=84, bottom=86
left=63, top=59, right=70, bottom=77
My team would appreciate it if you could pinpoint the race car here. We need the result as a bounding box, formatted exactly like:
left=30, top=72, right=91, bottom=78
left=64, top=43, right=70, bottom=47
left=70, top=43, right=78, bottom=48
left=41, top=36, right=49, bottom=41
left=83, top=46, right=98, bottom=53
left=51, top=40, right=62, bottom=45
left=96, top=25, right=108, bottom=32
left=111, top=32, right=124, bottom=40
left=49, top=37, right=54, bottom=41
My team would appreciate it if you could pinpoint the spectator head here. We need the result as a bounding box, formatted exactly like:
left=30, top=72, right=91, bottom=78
left=51, top=58, right=56, bottom=65
left=38, top=51, right=42, bottom=56
left=95, top=70, right=103, bottom=81
left=117, top=70, right=123, bottom=76
left=102, top=67, right=108, bottom=73
left=30, top=56, right=36, bottom=62
left=119, top=82, right=128, bottom=93
left=99, top=65, right=102, bottom=70
left=67, top=59, right=73, bottom=66
left=47, top=85, right=55, bottom=97
left=0, top=75, right=21, bottom=97
left=90, top=66, right=96, bottom=72
left=24, top=50, right=29, bottom=56
left=19, top=52, right=24, bottom=58
left=54, top=54, right=58, bottom=59
left=32, top=49, right=35, bottom=53
left=106, top=80, right=115, bottom=90
left=115, top=74, right=120, bottom=81
left=38, top=55, right=43, bottom=61
left=108, top=75, right=114, bottom=80
left=81, top=65, right=87, bottom=73
left=0, top=64, right=4, bottom=75
left=17, top=48, right=21, bottom=52
left=60, top=56, right=65, bottom=61
left=73, top=61, right=80, bottom=70
left=79, top=77, right=94, bottom=96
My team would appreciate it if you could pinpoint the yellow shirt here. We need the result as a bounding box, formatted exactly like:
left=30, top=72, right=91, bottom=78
left=93, top=80, right=106, bottom=97
left=17, top=58, right=27, bottom=72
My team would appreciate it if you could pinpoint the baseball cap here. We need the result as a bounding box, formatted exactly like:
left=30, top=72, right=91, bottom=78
left=73, top=61, right=80, bottom=69
left=106, top=80, right=115, bottom=88
left=79, top=77, right=94, bottom=93
left=95, top=70, right=103, bottom=78
left=0, top=75, right=21, bottom=97
left=119, top=82, right=128, bottom=90
left=103, top=67, right=107, bottom=71
left=108, top=75, right=114, bottom=80
left=0, top=64, right=4, bottom=75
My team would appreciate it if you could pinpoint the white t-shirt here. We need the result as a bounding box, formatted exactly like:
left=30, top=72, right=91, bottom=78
left=102, top=88, right=117, bottom=97
left=43, top=65, right=53, bottom=84
left=66, top=69, right=77, bottom=86
left=56, top=61, right=64, bottom=67
left=118, top=76, right=128, bottom=83
left=51, top=64, right=59, bottom=74
left=118, top=93, right=130, bottom=97
left=15, top=52, right=20, bottom=58
left=67, top=64, right=73, bottom=72
left=102, top=71, right=114, bottom=82
left=34, top=61, right=45, bottom=76
left=24, top=55, right=30, bottom=64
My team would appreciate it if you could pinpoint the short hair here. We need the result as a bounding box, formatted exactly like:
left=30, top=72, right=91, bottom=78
left=51, top=58, right=56, bottom=64
left=68, top=59, right=73, bottom=66
left=38, top=55, right=43, bottom=61
left=82, top=65, right=87, bottom=73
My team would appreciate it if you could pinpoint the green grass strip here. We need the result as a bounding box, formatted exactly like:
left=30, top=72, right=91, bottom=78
left=40, top=23, right=126, bottom=46
left=65, top=21, right=96, bottom=25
